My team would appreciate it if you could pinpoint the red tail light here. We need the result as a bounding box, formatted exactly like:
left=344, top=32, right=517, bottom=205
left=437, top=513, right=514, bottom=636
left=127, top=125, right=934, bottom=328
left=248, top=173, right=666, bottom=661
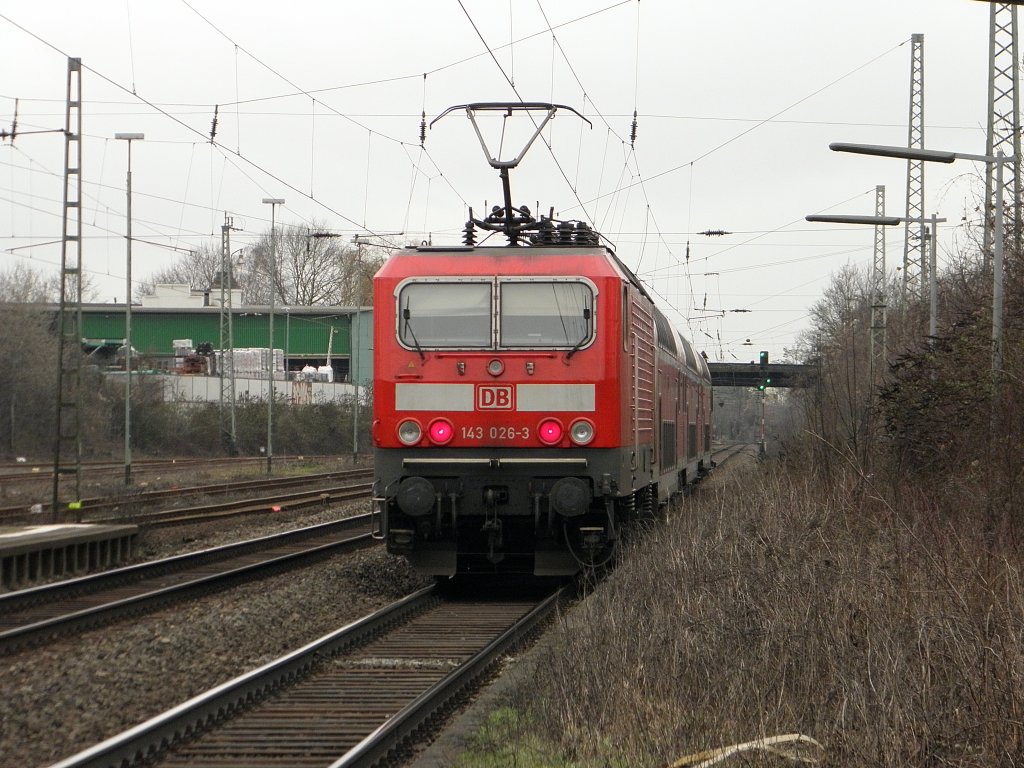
left=538, top=418, right=563, bottom=445
left=428, top=418, right=454, bottom=445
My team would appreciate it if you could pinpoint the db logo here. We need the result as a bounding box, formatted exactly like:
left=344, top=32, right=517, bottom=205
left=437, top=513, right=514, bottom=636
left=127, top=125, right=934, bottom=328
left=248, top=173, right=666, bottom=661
left=477, top=385, right=514, bottom=410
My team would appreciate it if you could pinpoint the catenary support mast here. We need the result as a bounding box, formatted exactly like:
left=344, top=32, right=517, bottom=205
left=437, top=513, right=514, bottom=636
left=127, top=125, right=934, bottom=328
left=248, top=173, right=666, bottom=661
left=871, top=185, right=888, bottom=389
left=219, top=214, right=239, bottom=455
left=984, top=3, right=1022, bottom=263
left=902, top=34, right=926, bottom=300
left=51, top=57, right=83, bottom=521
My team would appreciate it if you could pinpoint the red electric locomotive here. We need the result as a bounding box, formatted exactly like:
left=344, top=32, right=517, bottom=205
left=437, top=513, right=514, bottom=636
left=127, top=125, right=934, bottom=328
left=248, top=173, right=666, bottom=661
left=371, top=104, right=713, bottom=576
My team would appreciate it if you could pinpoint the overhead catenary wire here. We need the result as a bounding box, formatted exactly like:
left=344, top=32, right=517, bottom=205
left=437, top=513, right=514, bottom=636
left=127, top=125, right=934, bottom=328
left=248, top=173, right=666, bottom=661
left=0, top=5, right=950, bottom=363
left=124, top=0, right=138, bottom=95
left=630, top=0, right=640, bottom=148
left=309, top=98, right=316, bottom=199
left=456, top=0, right=607, bottom=234
left=529, top=0, right=689, bottom=333
left=0, top=4, right=913, bottom=252
left=561, top=37, right=913, bottom=216
left=0, top=11, right=414, bottom=245
left=0, top=93, right=988, bottom=133
left=0, top=6, right=484, bottom=258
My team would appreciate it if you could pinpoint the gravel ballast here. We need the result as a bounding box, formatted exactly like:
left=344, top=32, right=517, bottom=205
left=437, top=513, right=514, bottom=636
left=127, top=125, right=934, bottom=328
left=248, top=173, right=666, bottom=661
left=0, top=502, right=428, bottom=767
left=1, top=452, right=752, bottom=767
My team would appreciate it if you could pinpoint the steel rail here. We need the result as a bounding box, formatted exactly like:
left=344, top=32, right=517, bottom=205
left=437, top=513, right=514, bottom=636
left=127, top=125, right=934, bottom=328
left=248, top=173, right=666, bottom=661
left=0, top=468, right=372, bottom=522
left=0, top=454, right=338, bottom=481
left=48, top=583, right=568, bottom=768
left=90, top=482, right=372, bottom=527
left=0, top=515, right=376, bottom=654
left=331, top=583, right=571, bottom=768
left=48, top=586, right=440, bottom=768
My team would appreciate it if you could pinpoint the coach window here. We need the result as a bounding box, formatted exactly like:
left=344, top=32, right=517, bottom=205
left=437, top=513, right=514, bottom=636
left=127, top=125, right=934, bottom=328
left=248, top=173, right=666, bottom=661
left=499, top=281, right=593, bottom=348
left=398, top=281, right=491, bottom=348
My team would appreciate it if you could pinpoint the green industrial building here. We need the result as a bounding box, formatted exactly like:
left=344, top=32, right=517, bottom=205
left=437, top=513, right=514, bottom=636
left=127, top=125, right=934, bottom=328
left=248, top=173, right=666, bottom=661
left=80, top=302, right=373, bottom=385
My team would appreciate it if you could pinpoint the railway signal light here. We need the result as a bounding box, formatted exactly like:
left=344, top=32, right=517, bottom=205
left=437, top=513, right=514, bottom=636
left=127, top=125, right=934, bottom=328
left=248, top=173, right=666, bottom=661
left=759, top=350, right=769, bottom=365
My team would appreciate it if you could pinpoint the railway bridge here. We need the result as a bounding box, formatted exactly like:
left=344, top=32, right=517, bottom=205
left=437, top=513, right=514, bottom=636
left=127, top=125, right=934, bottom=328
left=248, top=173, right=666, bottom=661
left=707, top=362, right=817, bottom=389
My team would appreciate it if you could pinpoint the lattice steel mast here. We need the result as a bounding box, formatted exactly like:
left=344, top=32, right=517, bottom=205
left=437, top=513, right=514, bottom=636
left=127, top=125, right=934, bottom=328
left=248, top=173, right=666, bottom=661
left=219, top=214, right=239, bottom=455
left=51, top=57, right=84, bottom=520
left=984, top=3, right=1022, bottom=263
left=871, top=185, right=888, bottom=386
left=903, top=34, right=926, bottom=300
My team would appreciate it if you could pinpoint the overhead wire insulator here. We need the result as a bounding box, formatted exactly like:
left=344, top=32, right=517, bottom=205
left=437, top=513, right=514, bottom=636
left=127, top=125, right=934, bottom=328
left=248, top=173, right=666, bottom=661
left=419, top=72, right=428, bottom=147
left=629, top=110, right=638, bottom=147
left=463, top=207, right=477, bottom=246
left=699, top=229, right=731, bottom=237
left=557, top=221, right=574, bottom=244
left=210, top=104, right=219, bottom=144
left=533, top=217, right=556, bottom=245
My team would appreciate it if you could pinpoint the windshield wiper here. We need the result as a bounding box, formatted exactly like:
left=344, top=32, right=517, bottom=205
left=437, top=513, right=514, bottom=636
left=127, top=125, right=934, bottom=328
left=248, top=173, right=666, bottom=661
left=565, top=305, right=591, bottom=360
left=403, top=302, right=426, bottom=361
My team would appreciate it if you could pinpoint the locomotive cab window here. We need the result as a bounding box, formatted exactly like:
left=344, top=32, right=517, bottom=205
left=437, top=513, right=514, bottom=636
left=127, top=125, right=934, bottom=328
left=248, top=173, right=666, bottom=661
left=397, top=281, right=491, bottom=348
left=499, top=281, right=594, bottom=348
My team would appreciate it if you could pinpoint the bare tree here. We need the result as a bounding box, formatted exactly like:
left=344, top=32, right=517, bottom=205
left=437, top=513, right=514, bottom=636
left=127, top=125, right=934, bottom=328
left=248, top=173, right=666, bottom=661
left=0, top=265, right=58, bottom=456
left=282, top=223, right=349, bottom=305
left=344, top=240, right=385, bottom=306
left=0, top=263, right=56, bottom=303
left=138, top=220, right=388, bottom=308
left=246, top=220, right=385, bottom=306
left=140, top=243, right=257, bottom=303
left=0, top=262, right=98, bottom=304
left=789, top=265, right=879, bottom=467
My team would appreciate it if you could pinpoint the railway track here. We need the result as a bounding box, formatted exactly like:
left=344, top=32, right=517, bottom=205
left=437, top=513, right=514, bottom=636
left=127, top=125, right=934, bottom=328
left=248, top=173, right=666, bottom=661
left=90, top=479, right=373, bottom=528
left=3, top=446, right=743, bottom=525
left=710, top=441, right=758, bottom=466
left=0, top=454, right=338, bottom=482
left=0, top=468, right=372, bottom=523
left=0, top=515, right=376, bottom=655
left=50, top=580, right=569, bottom=768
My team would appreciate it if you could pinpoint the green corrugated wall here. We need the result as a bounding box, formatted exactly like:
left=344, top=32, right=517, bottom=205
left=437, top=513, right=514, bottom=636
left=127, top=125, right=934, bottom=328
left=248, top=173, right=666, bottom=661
left=80, top=307, right=373, bottom=383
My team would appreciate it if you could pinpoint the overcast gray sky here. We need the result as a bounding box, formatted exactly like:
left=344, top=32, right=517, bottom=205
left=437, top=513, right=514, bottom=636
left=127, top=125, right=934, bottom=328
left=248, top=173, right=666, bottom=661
left=0, top=1, right=997, bottom=361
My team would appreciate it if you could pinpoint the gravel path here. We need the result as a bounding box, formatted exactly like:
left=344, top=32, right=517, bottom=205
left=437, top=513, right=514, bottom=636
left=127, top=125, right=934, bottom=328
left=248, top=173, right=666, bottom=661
left=0, top=501, right=429, bottom=767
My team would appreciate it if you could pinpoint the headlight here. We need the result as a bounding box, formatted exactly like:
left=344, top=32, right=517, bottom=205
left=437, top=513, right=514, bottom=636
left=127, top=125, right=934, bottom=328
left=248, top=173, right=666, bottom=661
left=397, top=419, right=422, bottom=445
left=569, top=419, right=595, bottom=445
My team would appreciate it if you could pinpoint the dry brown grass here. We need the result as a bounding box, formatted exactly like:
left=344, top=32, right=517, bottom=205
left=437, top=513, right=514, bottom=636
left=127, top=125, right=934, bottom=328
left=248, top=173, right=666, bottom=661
left=518, top=459, right=1024, bottom=766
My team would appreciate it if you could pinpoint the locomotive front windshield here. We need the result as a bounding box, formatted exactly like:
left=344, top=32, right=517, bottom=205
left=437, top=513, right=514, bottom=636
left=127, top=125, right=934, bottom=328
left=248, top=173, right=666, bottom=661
left=397, top=278, right=594, bottom=350
left=499, top=281, right=592, bottom=347
left=398, top=282, right=492, bottom=347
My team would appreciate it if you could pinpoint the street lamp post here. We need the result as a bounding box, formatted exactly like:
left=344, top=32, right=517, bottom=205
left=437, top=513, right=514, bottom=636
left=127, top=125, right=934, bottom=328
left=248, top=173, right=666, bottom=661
left=826, top=141, right=1012, bottom=426
left=262, top=198, right=285, bottom=473
left=925, top=215, right=940, bottom=339
left=349, top=236, right=375, bottom=465
left=115, top=132, right=143, bottom=486
left=283, top=307, right=290, bottom=377
left=806, top=211, right=946, bottom=337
